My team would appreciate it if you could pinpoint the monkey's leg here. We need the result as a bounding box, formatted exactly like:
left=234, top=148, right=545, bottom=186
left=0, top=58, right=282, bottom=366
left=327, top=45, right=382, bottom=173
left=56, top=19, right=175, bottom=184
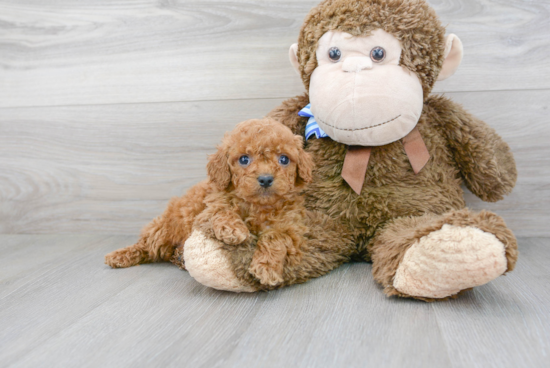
left=274, top=212, right=356, bottom=288
left=105, top=181, right=210, bottom=268
left=368, top=209, right=518, bottom=301
left=183, top=211, right=356, bottom=291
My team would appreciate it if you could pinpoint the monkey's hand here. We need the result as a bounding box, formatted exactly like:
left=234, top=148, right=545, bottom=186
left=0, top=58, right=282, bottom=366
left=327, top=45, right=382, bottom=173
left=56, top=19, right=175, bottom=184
left=428, top=96, right=517, bottom=202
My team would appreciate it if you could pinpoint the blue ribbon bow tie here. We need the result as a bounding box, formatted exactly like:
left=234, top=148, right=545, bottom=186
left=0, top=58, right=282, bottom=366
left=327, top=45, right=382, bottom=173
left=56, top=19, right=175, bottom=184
left=298, top=103, right=329, bottom=140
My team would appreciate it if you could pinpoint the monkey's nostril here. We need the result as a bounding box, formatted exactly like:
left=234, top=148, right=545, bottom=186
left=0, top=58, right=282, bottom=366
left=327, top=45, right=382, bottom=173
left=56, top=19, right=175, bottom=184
left=258, top=175, right=274, bottom=188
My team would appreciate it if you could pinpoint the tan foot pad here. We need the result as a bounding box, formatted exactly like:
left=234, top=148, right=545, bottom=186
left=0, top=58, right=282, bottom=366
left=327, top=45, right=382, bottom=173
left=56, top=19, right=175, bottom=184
left=184, top=230, right=256, bottom=293
left=393, top=225, right=507, bottom=299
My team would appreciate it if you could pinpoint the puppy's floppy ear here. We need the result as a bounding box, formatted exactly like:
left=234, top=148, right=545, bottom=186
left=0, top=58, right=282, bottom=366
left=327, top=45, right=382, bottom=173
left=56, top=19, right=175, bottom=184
left=207, top=144, right=231, bottom=190
left=294, top=135, right=314, bottom=186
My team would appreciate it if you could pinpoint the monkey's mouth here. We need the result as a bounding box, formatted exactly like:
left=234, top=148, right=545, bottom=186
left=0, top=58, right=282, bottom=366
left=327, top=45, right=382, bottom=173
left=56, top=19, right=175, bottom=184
left=318, top=115, right=401, bottom=132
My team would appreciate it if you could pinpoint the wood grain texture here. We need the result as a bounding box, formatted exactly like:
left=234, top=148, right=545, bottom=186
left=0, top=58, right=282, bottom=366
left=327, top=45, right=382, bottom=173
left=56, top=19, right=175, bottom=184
left=0, top=0, right=549, bottom=108
left=1, top=89, right=549, bottom=235
left=0, top=235, right=548, bottom=367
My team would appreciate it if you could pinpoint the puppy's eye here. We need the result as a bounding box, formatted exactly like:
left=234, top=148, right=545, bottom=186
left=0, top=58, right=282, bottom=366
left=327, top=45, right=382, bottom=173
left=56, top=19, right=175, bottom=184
left=328, top=47, right=342, bottom=62
left=278, top=155, right=290, bottom=166
left=239, top=155, right=251, bottom=167
left=370, top=47, right=386, bottom=62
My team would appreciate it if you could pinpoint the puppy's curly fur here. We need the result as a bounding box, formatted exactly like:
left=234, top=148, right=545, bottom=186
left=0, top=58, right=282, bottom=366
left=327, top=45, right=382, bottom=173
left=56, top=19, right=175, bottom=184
left=105, top=118, right=315, bottom=286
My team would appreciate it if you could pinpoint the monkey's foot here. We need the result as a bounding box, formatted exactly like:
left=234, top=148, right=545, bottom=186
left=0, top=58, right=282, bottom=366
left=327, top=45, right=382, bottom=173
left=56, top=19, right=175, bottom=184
left=393, top=224, right=507, bottom=299
left=184, top=230, right=257, bottom=292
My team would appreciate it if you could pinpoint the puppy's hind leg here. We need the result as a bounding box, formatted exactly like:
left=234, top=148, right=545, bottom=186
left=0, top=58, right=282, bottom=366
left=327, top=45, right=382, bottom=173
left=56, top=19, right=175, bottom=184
left=105, top=216, right=171, bottom=268
left=105, top=181, right=210, bottom=268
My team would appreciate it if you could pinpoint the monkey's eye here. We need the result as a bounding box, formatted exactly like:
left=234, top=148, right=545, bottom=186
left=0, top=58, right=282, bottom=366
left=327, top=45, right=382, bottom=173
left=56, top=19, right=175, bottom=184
left=328, top=47, right=342, bottom=62
left=370, top=47, right=386, bottom=62
left=278, top=155, right=290, bottom=166
left=239, top=155, right=251, bottom=167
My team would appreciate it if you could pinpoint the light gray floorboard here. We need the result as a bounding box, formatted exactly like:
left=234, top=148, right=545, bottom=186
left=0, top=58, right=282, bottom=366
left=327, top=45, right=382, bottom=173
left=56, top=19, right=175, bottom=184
left=0, top=235, right=548, bottom=368
left=434, top=237, right=550, bottom=368
left=0, top=0, right=549, bottom=108
left=1, top=90, right=548, bottom=236
left=0, top=234, right=112, bottom=293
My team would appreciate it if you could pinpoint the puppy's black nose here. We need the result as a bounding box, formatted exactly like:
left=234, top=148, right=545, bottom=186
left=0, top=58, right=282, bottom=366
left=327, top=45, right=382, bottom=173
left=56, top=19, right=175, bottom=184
left=258, top=175, right=274, bottom=188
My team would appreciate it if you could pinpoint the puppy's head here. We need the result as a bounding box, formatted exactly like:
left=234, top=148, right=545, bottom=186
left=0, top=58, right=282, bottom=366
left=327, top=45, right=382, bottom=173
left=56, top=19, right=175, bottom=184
left=207, top=118, right=314, bottom=205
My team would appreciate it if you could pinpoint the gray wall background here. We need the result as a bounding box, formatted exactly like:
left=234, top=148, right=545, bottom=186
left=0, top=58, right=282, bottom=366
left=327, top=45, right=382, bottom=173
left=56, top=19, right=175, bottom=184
left=0, top=0, right=548, bottom=236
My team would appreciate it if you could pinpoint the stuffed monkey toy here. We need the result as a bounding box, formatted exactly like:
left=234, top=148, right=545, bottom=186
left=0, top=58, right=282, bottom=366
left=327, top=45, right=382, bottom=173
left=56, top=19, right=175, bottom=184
left=112, top=0, right=519, bottom=301
left=264, top=0, right=519, bottom=300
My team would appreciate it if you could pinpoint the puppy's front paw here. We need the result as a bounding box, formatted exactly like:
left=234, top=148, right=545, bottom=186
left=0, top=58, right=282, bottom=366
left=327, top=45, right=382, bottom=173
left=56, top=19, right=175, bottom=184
left=286, top=252, right=302, bottom=267
left=105, top=247, right=143, bottom=268
left=249, top=260, right=284, bottom=286
left=213, top=221, right=249, bottom=245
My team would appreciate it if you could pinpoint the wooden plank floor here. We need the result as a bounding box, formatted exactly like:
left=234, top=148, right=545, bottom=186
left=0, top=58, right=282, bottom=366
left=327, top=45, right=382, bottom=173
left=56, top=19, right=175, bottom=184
left=0, top=235, right=548, bottom=368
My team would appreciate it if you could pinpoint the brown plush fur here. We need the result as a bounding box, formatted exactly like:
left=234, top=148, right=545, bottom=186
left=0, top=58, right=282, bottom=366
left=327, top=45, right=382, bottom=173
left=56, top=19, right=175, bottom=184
left=227, top=210, right=355, bottom=291
left=256, top=0, right=518, bottom=300
left=106, top=118, right=317, bottom=286
left=264, top=91, right=518, bottom=299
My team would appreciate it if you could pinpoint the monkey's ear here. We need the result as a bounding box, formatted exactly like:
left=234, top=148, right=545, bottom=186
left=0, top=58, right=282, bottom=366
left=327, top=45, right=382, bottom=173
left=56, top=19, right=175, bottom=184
left=207, top=146, right=231, bottom=190
left=437, top=34, right=463, bottom=81
left=289, top=44, right=301, bottom=75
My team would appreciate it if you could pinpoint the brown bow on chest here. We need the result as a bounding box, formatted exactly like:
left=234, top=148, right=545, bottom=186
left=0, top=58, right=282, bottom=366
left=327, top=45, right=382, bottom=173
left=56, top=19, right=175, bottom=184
left=341, top=127, right=430, bottom=194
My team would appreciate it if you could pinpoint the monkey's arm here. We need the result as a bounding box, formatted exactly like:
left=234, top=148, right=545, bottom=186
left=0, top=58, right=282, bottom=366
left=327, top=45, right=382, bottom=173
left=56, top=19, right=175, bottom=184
left=266, top=93, right=310, bottom=136
left=427, top=95, right=517, bottom=202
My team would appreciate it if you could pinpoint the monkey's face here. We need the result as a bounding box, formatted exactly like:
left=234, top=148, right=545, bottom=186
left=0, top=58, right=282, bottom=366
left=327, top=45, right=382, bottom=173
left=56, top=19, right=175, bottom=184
left=308, top=29, right=424, bottom=146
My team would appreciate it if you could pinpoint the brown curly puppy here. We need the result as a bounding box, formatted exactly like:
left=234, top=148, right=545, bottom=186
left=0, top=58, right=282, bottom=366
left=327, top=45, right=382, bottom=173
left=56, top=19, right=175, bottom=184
left=105, top=118, right=315, bottom=286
